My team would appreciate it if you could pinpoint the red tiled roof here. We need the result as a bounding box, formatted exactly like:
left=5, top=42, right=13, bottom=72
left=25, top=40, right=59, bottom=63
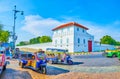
left=52, top=22, right=89, bottom=31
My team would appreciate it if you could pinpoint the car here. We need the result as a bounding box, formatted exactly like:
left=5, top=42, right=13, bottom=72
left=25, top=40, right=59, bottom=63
left=18, top=51, right=47, bottom=74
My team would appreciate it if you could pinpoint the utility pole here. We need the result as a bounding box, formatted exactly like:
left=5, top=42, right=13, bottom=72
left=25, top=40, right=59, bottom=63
left=12, top=5, right=23, bottom=52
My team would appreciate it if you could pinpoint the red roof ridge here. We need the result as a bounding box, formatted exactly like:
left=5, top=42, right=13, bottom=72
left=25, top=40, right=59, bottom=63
left=52, top=22, right=89, bottom=31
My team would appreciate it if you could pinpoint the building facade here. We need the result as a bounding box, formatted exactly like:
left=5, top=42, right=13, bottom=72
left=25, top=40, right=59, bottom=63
left=52, top=22, right=94, bottom=52
left=17, top=22, right=115, bottom=53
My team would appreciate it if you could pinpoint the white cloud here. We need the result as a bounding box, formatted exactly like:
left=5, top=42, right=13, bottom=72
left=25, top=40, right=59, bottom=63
left=21, top=15, right=63, bottom=36
left=21, top=15, right=120, bottom=41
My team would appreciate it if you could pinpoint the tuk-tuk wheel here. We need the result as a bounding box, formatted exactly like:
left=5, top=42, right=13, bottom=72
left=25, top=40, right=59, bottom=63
left=42, top=67, right=47, bottom=74
left=68, top=60, right=73, bottom=65
left=3, top=65, right=6, bottom=71
left=112, top=54, right=116, bottom=58
left=49, top=60, right=53, bottom=64
left=20, top=62, right=24, bottom=68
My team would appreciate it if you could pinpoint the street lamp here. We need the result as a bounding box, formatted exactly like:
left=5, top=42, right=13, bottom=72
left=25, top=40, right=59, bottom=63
left=12, top=5, right=24, bottom=52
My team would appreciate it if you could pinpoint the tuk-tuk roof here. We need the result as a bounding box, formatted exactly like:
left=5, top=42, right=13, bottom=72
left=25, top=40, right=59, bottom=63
left=46, top=48, right=68, bottom=52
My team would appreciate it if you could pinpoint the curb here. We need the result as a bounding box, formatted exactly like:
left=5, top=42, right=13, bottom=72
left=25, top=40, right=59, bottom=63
left=70, top=53, right=90, bottom=55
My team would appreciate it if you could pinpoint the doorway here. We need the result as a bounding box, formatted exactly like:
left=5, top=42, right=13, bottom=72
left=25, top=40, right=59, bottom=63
left=88, top=40, right=92, bottom=52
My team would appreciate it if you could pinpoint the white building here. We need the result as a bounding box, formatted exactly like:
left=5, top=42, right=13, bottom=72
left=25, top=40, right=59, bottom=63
left=52, top=22, right=94, bottom=52
left=18, top=22, right=115, bottom=53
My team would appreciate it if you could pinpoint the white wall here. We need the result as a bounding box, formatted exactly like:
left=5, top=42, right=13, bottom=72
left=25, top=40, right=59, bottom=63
left=73, top=26, right=94, bottom=52
left=93, top=43, right=115, bottom=52
left=52, top=26, right=74, bottom=52
left=52, top=25, right=95, bottom=52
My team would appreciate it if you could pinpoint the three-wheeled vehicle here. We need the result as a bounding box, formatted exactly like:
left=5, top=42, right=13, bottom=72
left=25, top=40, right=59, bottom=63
left=103, top=49, right=119, bottom=58
left=0, top=45, right=7, bottom=74
left=19, top=50, right=47, bottom=74
left=117, top=52, right=120, bottom=60
left=46, top=48, right=73, bottom=65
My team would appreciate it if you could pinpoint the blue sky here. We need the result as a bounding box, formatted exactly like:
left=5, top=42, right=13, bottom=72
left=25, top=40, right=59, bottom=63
left=0, top=0, right=120, bottom=44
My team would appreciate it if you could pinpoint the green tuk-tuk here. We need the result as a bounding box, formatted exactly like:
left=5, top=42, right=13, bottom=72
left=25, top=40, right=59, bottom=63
left=104, top=49, right=119, bottom=58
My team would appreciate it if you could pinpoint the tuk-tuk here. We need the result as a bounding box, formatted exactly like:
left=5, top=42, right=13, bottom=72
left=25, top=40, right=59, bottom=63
left=103, top=48, right=120, bottom=58
left=46, top=48, right=73, bottom=65
left=19, top=50, right=47, bottom=74
left=117, top=52, right=120, bottom=60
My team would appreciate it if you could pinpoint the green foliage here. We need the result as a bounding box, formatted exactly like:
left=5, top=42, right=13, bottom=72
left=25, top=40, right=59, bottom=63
left=0, top=24, right=10, bottom=42
left=17, top=36, right=52, bottom=46
left=17, top=41, right=29, bottom=46
left=39, top=36, right=52, bottom=43
left=0, top=24, right=3, bottom=30
left=100, top=35, right=120, bottom=45
left=30, top=36, right=41, bottom=44
left=116, top=41, right=120, bottom=46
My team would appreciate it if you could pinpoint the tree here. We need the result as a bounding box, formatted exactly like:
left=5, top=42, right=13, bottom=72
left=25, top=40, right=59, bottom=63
left=40, top=36, right=52, bottom=43
left=30, top=36, right=41, bottom=44
left=0, top=24, right=10, bottom=42
left=100, top=35, right=116, bottom=45
left=0, top=24, right=3, bottom=30
left=116, top=41, right=120, bottom=46
left=18, top=35, right=52, bottom=45
left=36, top=36, right=41, bottom=43
left=0, top=31, right=10, bottom=42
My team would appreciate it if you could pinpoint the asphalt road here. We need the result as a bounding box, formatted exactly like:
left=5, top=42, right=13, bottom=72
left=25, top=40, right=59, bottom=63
left=0, top=59, right=69, bottom=79
left=1, top=52, right=120, bottom=79
left=48, top=52, right=120, bottom=73
left=72, top=52, right=120, bottom=67
left=0, top=60, right=32, bottom=79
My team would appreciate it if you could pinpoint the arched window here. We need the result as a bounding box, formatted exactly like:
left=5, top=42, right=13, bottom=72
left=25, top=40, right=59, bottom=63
left=78, top=38, right=80, bottom=43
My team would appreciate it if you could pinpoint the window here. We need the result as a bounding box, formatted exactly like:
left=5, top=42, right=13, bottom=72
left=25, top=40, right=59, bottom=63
left=60, top=39, right=62, bottom=44
left=66, top=38, right=69, bottom=44
left=55, top=40, right=57, bottom=44
left=83, top=29, right=84, bottom=33
left=78, top=38, right=80, bottom=43
left=77, top=27, right=79, bottom=31
left=83, top=39, right=85, bottom=44
left=66, top=38, right=69, bottom=47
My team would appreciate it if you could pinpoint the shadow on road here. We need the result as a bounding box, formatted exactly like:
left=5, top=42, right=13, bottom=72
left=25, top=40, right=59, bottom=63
left=0, top=68, right=32, bottom=79
left=51, top=62, right=84, bottom=65
left=74, top=54, right=105, bottom=59
left=73, top=62, right=84, bottom=65
left=47, top=66, right=69, bottom=75
left=22, top=65, right=69, bottom=75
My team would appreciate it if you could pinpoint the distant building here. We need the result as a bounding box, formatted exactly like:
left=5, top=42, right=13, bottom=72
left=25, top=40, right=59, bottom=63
left=52, top=22, right=94, bottom=52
